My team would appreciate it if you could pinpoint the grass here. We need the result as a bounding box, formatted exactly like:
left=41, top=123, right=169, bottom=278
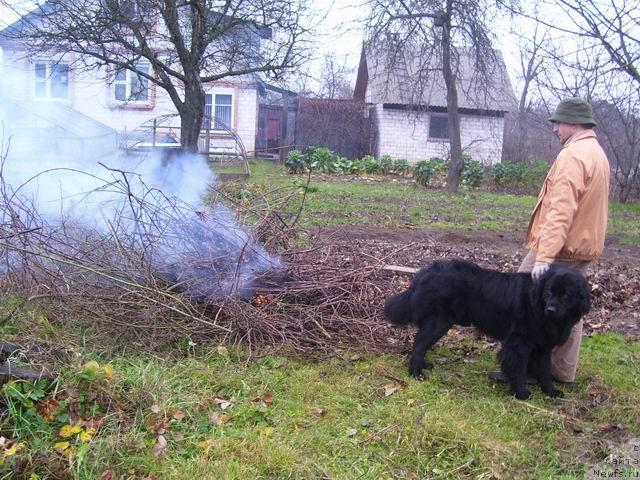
left=230, top=160, right=640, bottom=244
left=3, top=333, right=638, bottom=478
left=1, top=160, right=639, bottom=478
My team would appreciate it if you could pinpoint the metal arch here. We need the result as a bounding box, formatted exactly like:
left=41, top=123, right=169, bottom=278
left=123, top=113, right=248, bottom=162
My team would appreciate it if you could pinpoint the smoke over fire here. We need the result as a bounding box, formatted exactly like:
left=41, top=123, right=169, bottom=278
left=0, top=129, right=282, bottom=301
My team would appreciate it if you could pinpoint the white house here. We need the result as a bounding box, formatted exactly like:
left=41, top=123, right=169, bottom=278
left=0, top=6, right=269, bottom=158
left=354, top=45, right=517, bottom=165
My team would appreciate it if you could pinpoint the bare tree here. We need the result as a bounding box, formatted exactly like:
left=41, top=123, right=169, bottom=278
left=593, top=96, right=640, bottom=202
left=0, top=0, right=312, bottom=153
left=507, top=1, right=640, bottom=200
left=317, top=54, right=355, bottom=100
left=525, top=0, right=640, bottom=88
left=364, top=0, right=514, bottom=191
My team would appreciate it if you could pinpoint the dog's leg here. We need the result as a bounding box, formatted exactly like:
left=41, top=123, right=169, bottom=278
left=409, top=320, right=452, bottom=380
left=531, top=350, right=563, bottom=398
left=499, top=340, right=533, bottom=400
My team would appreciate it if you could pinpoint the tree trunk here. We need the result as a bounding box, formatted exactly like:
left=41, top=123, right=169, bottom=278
left=442, top=2, right=463, bottom=192
left=179, top=79, right=206, bottom=154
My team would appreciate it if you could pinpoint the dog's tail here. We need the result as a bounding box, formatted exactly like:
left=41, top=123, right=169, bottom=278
left=383, top=289, right=413, bottom=325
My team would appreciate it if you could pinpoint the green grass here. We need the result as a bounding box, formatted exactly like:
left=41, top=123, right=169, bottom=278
left=3, top=335, right=637, bottom=478
left=234, top=161, right=640, bottom=244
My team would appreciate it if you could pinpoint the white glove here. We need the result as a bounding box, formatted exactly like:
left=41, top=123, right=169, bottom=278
left=531, top=261, right=551, bottom=281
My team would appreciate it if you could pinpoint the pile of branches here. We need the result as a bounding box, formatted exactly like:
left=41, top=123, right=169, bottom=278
left=0, top=164, right=409, bottom=358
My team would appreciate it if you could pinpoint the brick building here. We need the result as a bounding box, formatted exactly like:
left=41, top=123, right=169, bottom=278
left=354, top=45, right=516, bottom=165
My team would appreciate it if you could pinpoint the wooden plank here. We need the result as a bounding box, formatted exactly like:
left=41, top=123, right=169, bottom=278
left=382, top=265, right=419, bottom=274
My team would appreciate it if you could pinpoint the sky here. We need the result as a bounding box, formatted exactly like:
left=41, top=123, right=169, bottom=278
left=1, top=0, right=616, bottom=101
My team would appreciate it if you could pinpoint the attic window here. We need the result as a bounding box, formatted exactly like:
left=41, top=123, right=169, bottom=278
left=429, top=114, right=449, bottom=140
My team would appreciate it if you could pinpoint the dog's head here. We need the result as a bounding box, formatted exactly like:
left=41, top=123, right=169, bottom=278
left=534, top=267, right=591, bottom=321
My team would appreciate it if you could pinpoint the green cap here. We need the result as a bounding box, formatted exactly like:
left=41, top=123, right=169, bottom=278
left=548, top=97, right=597, bottom=127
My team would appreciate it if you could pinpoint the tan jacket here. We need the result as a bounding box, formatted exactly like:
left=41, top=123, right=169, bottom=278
left=525, top=129, right=610, bottom=263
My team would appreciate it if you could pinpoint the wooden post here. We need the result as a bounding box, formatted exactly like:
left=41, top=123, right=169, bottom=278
left=279, top=92, right=289, bottom=162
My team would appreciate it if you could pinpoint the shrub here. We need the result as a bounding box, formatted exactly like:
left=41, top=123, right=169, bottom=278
left=428, top=157, right=450, bottom=179
left=492, top=161, right=526, bottom=188
left=285, top=150, right=307, bottom=174
left=461, top=155, right=484, bottom=189
left=355, top=155, right=380, bottom=174
left=393, top=158, right=410, bottom=176
left=412, top=160, right=434, bottom=187
left=306, top=146, right=338, bottom=173
left=379, top=155, right=393, bottom=175
left=334, top=156, right=353, bottom=174
left=522, top=160, right=550, bottom=189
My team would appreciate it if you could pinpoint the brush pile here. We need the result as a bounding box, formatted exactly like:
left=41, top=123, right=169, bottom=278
left=0, top=164, right=411, bottom=356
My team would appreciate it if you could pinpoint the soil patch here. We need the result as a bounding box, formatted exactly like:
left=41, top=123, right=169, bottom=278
left=307, top=225, right=640, bottom=340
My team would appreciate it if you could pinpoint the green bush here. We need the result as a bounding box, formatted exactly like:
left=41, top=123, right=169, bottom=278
left=392, top=158, right=410, bottom=176
left=285, top=150, right=307, bottom=174
left=491, top=160, right=549, bottom=192
left=354, top=155, right=380, bottom=174
left=461, top=155, right=484, bottom=189
left=334, top=156, right=353, bottom=174
left=492, top=161, right=526, bottom=188
left=306, top=146, right=338, bottom=173
left=428, top=156, right=450, bottom=179
left=379, top=155, right=393, bottom=175
left=412, top=160, right=434, bottom=187
left=522, top=160, right=550, bottom=189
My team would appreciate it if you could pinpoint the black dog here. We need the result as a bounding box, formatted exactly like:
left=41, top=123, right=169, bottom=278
left=384, top=259, right=591, bottom=399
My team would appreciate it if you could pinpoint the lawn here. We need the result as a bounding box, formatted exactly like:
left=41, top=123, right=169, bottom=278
left=1, top=160, right=639, bottom=479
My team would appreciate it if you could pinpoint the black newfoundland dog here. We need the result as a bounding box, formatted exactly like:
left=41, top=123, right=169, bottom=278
left=384, top=259, right=591, bottom=399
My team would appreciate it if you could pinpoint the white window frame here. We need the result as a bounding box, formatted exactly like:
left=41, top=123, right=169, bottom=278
left=113, top=63, right=150, bottom=103
left=204, top=92, right=234, bottom=131
left=33, top=61, right=69, bottom=100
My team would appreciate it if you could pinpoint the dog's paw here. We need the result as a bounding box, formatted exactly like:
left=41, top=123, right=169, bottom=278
left=513, top=389, right=532, bottom=400
left=409, top=359, right=432, bottom=380
left=545, top=388, right=564, bottom=398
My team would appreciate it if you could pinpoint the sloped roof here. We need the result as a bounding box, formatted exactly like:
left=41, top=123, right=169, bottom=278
left=363, top=45, right=517, bottom=112
left=0, top=1, right=57, bottom=43
left=0, top=95, right=117, bottom=139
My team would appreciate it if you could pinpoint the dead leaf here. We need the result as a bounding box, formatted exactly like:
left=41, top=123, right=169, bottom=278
left=381, top=383, right=400, bottom=397
left=346, top=428, right=358, bottom=437
left=312, top=406, right=326, bottom=417
left=152, top=435, right=167, bottom=457
left=262, top=393, right=273, bottom=404
left=599, top=422, right=625, bottom=433
left=214, top=398, right=232, bottom=410
left=37, top=398, right=61, bottom=422
left=150, top=404, right=161, bottom=414
left=171, top=410, right=186, bottom=421
left=100, top=470, right=116, bottom=480
left=209, top=412, right=227, bottom=426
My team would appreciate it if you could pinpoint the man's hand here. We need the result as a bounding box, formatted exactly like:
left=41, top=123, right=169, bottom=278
left=532, top=261, right=551, bottom=281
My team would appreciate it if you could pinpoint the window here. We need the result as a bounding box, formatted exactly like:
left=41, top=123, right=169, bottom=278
left=204, top=93, right=233, bottom=130
left=114, top=63, right=150, bottom=102
left=429, top=114, right=449, bottom=140
left=34, top=62, right=69, bottom=100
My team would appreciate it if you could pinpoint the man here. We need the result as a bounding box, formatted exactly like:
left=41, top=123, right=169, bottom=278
left=521, top=97, right=610, bottom=383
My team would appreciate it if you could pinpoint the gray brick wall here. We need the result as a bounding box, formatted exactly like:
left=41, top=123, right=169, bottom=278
left=374, top=105, right=505, bottom=164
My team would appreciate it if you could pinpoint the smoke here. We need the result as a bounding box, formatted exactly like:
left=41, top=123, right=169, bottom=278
left=0, top=129, right=282, bottom=300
